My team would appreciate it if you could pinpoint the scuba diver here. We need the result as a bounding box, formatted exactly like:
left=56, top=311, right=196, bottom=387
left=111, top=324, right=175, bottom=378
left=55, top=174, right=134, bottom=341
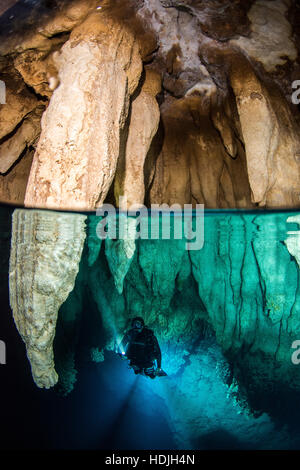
left=118, top=317, right=167, bottom=379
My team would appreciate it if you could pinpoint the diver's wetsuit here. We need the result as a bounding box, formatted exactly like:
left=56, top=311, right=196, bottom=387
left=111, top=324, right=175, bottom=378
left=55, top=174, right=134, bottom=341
left=120, top=327, right=162, bottom=377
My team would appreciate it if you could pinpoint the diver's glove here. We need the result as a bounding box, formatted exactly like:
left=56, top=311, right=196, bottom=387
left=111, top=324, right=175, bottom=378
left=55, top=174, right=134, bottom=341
left=156, top=367, right=167, bottom=377
left=118, top=352, right=127, bottom=360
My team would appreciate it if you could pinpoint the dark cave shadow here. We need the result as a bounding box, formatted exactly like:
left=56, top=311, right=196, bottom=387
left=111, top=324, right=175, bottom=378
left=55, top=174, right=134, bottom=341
left=194, top=428, right=251, bottom=451
left=0, top=0, right=58, bottom=36
left=74, top=351, right=177, bottom=450
left=248, top=388, right=300, bottom=436
left=228, top=351, right=300, bottom=435
left=100, top=375, right=139, bottom=448
left=143, top=116, right=165, bottom=207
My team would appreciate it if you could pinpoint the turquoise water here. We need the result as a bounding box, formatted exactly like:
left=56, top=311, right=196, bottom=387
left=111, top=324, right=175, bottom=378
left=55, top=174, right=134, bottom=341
left=0, top=206, right=300, bottom=449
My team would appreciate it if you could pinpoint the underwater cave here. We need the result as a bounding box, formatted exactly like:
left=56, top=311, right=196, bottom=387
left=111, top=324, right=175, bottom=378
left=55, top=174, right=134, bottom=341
left=0, top=0, right=299, bottom=453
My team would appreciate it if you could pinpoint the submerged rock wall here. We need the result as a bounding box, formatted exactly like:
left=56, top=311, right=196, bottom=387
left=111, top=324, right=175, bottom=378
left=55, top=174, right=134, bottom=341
left=25, top=210, right=297, bottom=405
left=87, top=213, right=300, bottom=396
left=5, top=206, right=300, bottom=443
left=5, top=206, right=300, bottom=445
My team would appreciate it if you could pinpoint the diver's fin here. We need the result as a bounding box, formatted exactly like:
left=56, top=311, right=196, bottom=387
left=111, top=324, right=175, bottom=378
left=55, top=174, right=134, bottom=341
left=156, top=369, right=167, bottom=377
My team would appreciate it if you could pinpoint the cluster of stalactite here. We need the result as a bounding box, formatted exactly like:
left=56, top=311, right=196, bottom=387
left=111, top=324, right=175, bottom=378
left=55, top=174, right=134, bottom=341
left=0, top=0, right=299, bottom=209
left=8, top=209, right=300, bottom=396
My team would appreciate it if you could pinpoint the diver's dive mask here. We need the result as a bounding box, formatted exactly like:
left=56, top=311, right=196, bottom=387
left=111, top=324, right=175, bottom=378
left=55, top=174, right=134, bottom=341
left=132, top=317, right=144, bottom=330
left=133, top=320, right=143, bottom=330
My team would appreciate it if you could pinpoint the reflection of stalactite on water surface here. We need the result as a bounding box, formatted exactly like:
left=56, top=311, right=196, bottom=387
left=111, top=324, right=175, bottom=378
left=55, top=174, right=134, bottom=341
left=9, top=209, right=86, bottom=388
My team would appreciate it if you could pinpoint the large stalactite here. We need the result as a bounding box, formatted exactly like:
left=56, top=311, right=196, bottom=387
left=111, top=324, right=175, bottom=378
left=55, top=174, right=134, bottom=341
left=24, top=11, right=143, bottom=211
left=9, top=209, right=86, bottom=388
left=229, top=55, right=300, bottom=207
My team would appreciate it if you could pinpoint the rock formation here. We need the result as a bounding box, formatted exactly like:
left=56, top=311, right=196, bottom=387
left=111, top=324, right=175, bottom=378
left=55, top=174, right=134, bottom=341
left=106, top=69, right=161, bottom=293
left=230, top=55, right=300, bottom=207
left=54, top=211, right=300, bottom=414
left=24, top=11, right=143, bottom=211
left=0, top=106, right=43, bottom=174
left=230, top=0, right=297, bottom=73
left=0, top=0, right=298, bottom=209
left=115, top=69, right=161, bottom=209
left=9, top=209, right=86, bottom=388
